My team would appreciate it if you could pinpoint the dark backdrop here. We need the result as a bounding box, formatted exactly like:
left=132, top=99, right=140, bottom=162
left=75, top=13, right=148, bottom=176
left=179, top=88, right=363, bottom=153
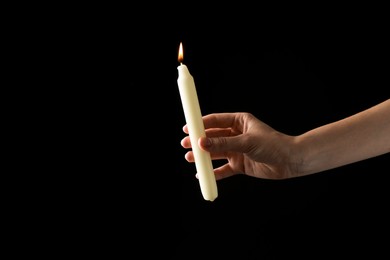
left=161, top=14, right=390, bottom=259
left=64, top=9, right=390, bottom=259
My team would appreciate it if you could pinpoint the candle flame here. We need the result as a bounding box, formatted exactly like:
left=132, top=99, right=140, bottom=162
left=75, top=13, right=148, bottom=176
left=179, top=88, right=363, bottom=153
left=178, top=42, right=183, bottom=63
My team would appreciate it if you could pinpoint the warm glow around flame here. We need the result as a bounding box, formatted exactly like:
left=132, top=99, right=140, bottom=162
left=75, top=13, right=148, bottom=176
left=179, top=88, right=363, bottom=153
left=178, top=42, right=184, bottom=63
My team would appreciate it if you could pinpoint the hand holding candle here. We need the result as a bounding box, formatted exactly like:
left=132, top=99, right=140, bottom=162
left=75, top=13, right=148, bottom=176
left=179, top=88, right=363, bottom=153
left=177, top=42, right=218, bottom=201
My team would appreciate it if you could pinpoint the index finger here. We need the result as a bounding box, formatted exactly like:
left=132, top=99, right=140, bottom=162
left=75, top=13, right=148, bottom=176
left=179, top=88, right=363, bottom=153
left=202, top=113, right=245, bottom=131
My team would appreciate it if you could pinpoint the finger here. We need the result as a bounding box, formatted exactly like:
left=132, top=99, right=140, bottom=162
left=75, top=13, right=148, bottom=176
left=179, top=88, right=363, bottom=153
left=181, top=136, right=191, bottom=148
left=205, top=128, right=237, bottom=137
left=214, top=164, right=241, bottom=180
left=199, top=135, right=248, bottom=154
left=184, top=151, right=194, bottom=162
left=184, top=124, right=235, bottom=136
left=181, top=128, right=236, bottom=149
left=203, top=113, right=244, bottom=131
left=184, top=112, right=246, bottom=134
left=195, top=163, right=240, bottom=181
left=182, top=125, right=189, bottom=134
left=185, top=150, right=228, bottom=162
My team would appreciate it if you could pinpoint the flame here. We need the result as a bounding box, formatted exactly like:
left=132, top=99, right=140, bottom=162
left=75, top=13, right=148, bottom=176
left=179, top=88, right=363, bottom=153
left=178, top=42, right=183, bottom=63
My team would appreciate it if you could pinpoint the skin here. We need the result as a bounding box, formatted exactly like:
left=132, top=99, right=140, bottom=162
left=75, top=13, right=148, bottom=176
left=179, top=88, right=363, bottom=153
left=181, top=99, right=390, bottom=180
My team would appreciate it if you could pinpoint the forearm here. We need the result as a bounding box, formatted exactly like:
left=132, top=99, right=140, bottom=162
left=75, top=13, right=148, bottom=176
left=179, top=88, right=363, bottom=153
left=296, top=99, right=390, bottom=176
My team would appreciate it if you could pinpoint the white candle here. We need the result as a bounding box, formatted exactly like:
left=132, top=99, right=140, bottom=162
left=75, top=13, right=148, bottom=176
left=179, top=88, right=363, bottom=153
left=177, top=42, right=218, bottom=201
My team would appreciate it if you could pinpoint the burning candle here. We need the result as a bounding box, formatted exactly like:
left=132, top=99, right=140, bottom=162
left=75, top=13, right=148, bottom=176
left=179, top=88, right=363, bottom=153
left=177, top=42, right=218, bottom=201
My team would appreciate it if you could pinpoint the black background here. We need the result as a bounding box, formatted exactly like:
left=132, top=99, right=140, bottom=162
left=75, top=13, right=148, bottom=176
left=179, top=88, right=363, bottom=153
left=48, top=7, right=390, bottom=259
left=163, top=11, right=389, bottom=259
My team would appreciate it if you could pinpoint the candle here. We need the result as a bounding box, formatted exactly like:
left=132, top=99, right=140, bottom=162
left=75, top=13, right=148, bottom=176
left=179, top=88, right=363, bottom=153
left=177, top=42, right=218, bottom=201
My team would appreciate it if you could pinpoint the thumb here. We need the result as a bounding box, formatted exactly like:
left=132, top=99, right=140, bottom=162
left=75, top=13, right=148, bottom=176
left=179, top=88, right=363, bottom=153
left=198, top=136, right=245, bottom=153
